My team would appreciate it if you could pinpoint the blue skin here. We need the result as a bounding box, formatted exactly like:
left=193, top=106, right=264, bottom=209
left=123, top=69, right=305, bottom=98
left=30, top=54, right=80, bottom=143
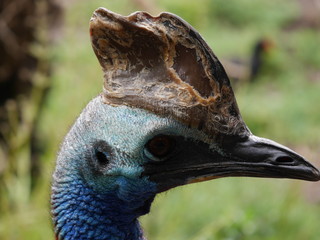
left=51, top=96, right=211, bottom=240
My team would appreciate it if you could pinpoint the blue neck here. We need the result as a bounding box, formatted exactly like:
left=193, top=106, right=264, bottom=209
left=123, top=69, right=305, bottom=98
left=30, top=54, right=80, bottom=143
left=51, top=176, right=156, bottom=240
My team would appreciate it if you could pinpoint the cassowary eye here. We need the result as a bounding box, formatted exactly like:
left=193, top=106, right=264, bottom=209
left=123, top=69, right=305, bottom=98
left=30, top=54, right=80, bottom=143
left=146, top=135, right=175, bottom=159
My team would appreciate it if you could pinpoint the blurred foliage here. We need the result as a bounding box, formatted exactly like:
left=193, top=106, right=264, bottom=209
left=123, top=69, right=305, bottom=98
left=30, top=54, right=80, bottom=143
left=0, top=0, right=61, bottom=236
left=208, top=0, right=298, bottom=29
left=1, top=0, right=320, bottom=239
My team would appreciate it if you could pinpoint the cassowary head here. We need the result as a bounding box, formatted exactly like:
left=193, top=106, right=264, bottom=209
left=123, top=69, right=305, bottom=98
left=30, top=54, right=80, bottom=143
left=51, top=8, right=320, bottom=240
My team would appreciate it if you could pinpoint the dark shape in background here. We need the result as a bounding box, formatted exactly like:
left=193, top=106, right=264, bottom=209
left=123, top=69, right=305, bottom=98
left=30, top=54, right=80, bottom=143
left=221, top=38, right=275, bottom=85
left=0, top=0, right=63, bottom=211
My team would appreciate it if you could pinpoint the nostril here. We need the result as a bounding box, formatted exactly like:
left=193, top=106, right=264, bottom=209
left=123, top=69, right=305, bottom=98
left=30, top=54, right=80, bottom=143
left=275, top=156, right=295, bottom=164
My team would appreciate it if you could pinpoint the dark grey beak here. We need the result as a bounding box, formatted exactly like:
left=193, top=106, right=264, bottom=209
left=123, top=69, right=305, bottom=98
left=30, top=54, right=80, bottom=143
left=143, top=134, right=320, bottom=193
left=212, top=134, right=320, bottom=181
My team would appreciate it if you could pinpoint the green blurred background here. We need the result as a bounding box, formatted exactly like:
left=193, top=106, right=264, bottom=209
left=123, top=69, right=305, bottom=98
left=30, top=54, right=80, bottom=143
left=0, top=0, right=320, bottom=239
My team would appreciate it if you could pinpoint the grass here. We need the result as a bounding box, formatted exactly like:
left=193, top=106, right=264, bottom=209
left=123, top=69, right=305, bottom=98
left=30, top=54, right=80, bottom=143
left=142, top=178, right=320, bottom=240
left=1, top=0, right=320, bottom=239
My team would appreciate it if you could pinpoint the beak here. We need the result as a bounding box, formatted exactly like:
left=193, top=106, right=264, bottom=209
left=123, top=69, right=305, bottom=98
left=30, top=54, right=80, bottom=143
left=143, top=134, right=320, bottom=193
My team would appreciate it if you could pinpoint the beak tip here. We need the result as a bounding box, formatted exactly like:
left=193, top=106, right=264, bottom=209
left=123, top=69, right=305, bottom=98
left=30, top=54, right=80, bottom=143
left=312, top=168, right=320, bottom=181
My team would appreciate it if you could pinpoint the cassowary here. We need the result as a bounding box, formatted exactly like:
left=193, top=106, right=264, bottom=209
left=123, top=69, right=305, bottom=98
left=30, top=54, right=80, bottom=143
left=220, top=38, right=274, bottom=83
left=51, top=8, right=320, bottom=240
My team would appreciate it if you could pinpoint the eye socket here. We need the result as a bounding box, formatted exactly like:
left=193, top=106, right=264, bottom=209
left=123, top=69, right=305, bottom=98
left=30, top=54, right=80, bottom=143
left=145, top=135, right=175, bottom=160
left=95, top=150, right=110, bottom=168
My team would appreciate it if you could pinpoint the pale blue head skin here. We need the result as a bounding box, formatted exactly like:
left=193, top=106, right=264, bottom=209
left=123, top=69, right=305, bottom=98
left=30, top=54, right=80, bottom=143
left=51, top=96, right=211, bottom=240
left=51, top=95, right=320, bottom=240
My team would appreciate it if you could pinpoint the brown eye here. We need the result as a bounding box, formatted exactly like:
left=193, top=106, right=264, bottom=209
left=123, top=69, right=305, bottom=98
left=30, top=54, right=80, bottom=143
left=146, top=135, right=175, bottom=159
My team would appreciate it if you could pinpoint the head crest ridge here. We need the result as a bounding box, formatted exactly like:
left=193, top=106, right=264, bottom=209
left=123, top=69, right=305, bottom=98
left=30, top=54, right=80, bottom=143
left=90, top=8, right=249, bottom=137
